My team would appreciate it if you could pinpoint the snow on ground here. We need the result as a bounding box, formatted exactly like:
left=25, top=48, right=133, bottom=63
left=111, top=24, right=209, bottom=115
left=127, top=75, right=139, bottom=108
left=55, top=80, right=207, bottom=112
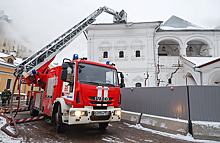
left=102, top=137, right=122, bottom=143
left=144, top=140, right=153, bottom=142
left=0, top=116, right=23, bottom=143
left=123, top=122, right=220, bottom=143
left=108, top=123, right=113, bottom=126
left=124, top=137, right=137, bottom=142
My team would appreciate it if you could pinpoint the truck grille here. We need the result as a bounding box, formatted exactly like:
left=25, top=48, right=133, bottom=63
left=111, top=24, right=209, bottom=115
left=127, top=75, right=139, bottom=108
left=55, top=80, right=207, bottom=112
left=90, top=115, right=111, bottom=121
left=93, top=106, right=107, bottom=110
left=90, top=101, right=112, bottom=104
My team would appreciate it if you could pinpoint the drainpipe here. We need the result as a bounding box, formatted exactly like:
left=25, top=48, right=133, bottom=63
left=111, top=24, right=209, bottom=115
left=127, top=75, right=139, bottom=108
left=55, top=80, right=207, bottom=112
left=153, top=23, right=162, bottom=86
left=193, top=66, right=202, bottom=85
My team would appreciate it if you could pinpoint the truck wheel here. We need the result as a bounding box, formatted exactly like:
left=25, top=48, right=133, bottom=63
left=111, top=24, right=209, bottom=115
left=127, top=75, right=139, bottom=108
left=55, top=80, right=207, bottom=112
left=56, top=104, right=64, bottom=133
left=99, top=122, right=109, bottom=130
left=30, top=99, right=39, bottom=116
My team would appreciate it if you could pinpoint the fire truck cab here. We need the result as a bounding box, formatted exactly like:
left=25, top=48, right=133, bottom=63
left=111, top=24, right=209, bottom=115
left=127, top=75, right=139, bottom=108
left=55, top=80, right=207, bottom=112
left=27, top=55, right=124, bottom=132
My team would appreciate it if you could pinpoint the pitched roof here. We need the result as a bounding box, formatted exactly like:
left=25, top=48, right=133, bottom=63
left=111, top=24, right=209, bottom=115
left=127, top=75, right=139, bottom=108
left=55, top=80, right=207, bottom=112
left=160, top=15, right=204, bottom=30
left=182, top=56, right=220, bottom=68
left=0, top=52, right=22, bottom=66
left=0, top=52, right=15, bottom=59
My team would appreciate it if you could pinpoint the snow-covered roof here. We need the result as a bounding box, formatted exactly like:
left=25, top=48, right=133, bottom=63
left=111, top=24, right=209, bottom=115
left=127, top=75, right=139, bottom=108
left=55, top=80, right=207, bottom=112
left=14, top=57, right=23, bottom=65
left=0, top=58, right=6, bottom=62
left=182, top=56, right=220, bottom=68
left=0, top=52, right=22, bottom=67
left=160, top=15, right=204, bottom=30
left=0, top=60, right=16, bottom=67
left=0, top=52, right=12, bottom=58
left=92, top=21, right=163, bottom=25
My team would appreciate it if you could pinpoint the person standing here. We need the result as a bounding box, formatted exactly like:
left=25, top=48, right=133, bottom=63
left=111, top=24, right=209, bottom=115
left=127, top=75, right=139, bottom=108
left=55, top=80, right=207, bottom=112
left=7, top=89, right=12, bottom=106
left=1, top=89, right=7, bottom=107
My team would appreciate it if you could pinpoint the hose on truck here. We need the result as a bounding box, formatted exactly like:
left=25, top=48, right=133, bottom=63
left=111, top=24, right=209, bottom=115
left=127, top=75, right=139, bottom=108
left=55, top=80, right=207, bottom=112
left=0, top=72, right=22, bottom=137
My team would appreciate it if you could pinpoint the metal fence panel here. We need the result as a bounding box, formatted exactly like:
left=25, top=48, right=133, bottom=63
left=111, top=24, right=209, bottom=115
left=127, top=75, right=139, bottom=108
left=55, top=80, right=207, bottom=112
left=188, top=86, right=220, bottom=122
left=121, top=86, right=189, bottom=120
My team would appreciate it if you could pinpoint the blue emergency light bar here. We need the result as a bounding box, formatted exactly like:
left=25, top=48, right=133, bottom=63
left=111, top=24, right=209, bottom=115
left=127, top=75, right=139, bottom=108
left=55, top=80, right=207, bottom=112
left=106, top=61, right=110, bottom=65
left=73, top=54, right=79, bottom=60
left=32, top=70, right=36, bottom=75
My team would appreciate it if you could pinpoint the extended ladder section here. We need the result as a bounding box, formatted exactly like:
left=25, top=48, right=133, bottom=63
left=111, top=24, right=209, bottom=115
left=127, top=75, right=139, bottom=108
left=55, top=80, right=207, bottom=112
left=15, top=6, right=127, bottom=77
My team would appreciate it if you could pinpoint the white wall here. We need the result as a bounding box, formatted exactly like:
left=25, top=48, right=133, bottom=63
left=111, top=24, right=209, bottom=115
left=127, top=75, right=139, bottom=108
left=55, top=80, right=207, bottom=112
left=87, top=23, right=220, bottom=87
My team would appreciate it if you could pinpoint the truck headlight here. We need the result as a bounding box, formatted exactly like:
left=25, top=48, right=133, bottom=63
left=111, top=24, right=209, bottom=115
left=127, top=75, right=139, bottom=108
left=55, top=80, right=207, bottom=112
left=114, top=110, right=121, bottom=116
left=70, top=111, right=87, bottom=117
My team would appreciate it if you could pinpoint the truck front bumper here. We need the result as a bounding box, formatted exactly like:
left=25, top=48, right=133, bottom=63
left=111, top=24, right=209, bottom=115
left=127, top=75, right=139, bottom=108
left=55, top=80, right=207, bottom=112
left=62, top=106, right=121, bottom=125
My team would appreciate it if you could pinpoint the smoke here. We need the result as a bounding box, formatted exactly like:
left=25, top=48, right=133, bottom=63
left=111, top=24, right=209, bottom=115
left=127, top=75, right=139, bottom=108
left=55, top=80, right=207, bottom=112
left=0, top=0, right=93, bottom=63
left=0, top=0, right=124, bottom=64
left=0, top=18, right=32, bottom=52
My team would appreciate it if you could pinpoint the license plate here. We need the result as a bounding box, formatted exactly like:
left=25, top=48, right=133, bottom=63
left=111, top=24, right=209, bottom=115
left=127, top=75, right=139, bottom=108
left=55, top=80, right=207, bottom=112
left=94, top=111, right=109, bottom=116
left=95, top=97, right=109, bottom=101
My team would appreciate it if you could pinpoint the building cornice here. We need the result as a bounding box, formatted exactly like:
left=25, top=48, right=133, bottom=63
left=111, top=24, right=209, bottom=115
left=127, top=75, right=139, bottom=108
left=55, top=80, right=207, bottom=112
left=158, top=29, right=220, bottom=32
left=0, top=71, right=14, bottom=76
left=0, top=63, right=16, bottom=69
left=87, top=21, right=162, bottom=31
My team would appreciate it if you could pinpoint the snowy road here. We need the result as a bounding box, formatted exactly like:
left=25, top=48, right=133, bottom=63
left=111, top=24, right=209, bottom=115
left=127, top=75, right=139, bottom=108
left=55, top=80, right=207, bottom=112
left=0, top=111, right=200, bottom=143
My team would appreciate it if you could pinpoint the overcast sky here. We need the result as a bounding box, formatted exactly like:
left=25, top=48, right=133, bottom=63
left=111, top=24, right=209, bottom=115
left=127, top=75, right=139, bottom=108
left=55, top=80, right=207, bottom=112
left=0, top=0, right=220, bottom=64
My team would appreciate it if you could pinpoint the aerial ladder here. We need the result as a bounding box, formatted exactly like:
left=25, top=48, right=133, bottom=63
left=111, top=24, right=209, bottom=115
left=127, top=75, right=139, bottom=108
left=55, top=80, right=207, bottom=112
left=2, top=6, right=127, bottom=137
left=15, top=6, right=127, bottom=80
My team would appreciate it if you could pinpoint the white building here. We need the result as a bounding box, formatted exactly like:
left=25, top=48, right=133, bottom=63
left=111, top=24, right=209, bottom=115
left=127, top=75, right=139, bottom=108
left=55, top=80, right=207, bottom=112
left=86, top=15, right=220, bottom=87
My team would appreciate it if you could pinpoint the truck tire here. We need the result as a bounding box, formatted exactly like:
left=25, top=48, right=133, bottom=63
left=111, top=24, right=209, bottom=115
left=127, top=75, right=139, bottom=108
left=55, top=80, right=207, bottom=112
left=30, top=99, right=39, bottom=116
left=56, top=104, right=64, bottom=133
left=99, top=122, right=109, bottom=130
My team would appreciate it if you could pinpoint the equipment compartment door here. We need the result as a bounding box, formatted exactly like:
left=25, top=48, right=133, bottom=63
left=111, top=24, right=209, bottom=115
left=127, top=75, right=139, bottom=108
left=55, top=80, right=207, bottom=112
left=43, top=77, right=55, bottom=116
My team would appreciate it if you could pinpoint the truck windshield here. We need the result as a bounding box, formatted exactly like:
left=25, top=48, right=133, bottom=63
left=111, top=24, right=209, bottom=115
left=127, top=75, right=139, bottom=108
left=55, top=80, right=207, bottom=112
left=77, top=63, right=119, bottom=87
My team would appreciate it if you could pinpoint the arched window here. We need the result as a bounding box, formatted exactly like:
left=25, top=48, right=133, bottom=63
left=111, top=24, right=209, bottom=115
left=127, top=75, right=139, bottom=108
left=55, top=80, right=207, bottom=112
left=7, top=58, right=13, bottom=63
left=136, top=50, right=140, bottom=57
left=2, top=49, right=5, bottom=53
left=119, top=51, right=124, bottom=58
left=135, top=83, right=141, bottom=87
left=103, top=51, right=108, bottom=58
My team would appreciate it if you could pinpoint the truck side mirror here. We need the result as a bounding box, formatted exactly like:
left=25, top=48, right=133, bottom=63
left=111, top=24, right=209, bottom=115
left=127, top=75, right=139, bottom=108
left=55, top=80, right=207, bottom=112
left=120, top=73, right=124, bottom=78
left=120, top=78, right=124, bottom=88
left=61, top=63, right=68, bottom=69
left=119, top=72, right=125, bottom=88
left=61, top=63, right=68, bottom=81
left=61, top=69, right=67, bottom=81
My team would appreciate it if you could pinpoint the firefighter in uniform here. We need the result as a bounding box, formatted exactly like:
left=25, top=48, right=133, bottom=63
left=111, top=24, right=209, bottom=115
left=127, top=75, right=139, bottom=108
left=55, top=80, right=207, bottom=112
left=7, top=89, right=12, bottom=106
left=1, top=89, right=8, bottom=107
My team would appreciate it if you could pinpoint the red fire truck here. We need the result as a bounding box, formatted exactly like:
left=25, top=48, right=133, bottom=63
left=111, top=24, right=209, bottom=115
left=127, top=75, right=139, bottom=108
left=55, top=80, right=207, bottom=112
left=15, top=6, right=126, bottom=133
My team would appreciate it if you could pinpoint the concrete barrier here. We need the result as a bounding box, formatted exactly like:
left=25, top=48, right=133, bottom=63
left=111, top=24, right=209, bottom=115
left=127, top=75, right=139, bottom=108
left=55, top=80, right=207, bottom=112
left=192, top=121, right=220, bottom=141
left=140, top=113, right=188, bottom=135
left=122, top=110, right=220, bottom=142
left=122, top=110, right=188, bottom=135
left=121, top=110, right=141, bottom=124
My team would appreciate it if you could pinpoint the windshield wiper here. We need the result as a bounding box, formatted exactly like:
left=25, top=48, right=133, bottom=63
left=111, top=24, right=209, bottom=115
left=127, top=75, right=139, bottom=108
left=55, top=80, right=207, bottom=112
left=79, top=80, right=101, bottom=85
left=101, top=83, right=115, bottom=87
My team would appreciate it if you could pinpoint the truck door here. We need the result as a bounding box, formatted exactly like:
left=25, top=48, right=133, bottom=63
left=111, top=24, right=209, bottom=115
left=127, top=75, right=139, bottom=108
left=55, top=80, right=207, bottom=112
left=62, top=62, right=75, bottom=101
left=43, top=77, right=55, bottom=116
